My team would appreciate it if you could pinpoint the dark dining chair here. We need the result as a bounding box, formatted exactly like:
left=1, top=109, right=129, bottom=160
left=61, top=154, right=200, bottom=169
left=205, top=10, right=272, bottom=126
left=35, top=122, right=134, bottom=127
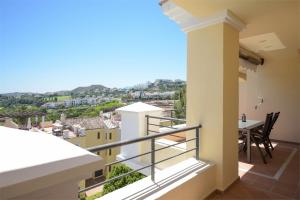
left=251, top=113, right=274, bottom=164
left=268, top=112, right=280, bottom=150
left=253, top=112, right=280, bottom=151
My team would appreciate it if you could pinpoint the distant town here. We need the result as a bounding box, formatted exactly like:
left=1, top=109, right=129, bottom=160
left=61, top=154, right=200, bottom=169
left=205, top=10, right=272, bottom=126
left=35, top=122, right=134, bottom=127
left=0, top=79, right=186, bottom=126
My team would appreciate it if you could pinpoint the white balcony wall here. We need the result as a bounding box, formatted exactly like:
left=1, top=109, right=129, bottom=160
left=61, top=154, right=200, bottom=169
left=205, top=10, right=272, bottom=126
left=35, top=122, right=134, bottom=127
left=0, top=127, right=104, bottom=200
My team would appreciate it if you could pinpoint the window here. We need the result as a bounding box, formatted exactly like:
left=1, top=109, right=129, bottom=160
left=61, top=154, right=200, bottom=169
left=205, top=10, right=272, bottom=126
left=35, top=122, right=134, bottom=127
left=109, top=132, right=112, bottom=140
left=94, top=169, right=103, bottom=178
left=108, top=166, right=111, bottom=172
left=108, top=149, right=112, bottom=156
left=97, top=132, right=100, bottom=139
left=97, top=151, right=100, bottom=155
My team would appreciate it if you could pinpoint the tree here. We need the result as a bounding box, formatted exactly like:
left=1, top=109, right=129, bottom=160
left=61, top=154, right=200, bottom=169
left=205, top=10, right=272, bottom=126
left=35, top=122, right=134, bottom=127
left=102, top=164, right=145, bottom=196
left=174, top=87, right=186, bottom=119
left=14, top=105, right=28, bottom=125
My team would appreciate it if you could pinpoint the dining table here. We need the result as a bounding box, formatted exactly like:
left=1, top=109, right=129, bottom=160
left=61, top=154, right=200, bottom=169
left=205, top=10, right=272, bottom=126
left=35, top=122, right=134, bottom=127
left=239, top=119, right=265, bottom=163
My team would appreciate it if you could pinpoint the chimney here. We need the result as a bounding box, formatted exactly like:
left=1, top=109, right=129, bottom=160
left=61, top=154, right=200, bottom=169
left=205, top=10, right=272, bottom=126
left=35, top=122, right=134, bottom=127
left=27, top=118, right=32, bottom=130
left=41, top=116, right=45, bottom=129
left=60, top=113, right=66, bottom=125
left=116, top=102, right=163, bottom=175
left=35, top=115, right=38, bottom=126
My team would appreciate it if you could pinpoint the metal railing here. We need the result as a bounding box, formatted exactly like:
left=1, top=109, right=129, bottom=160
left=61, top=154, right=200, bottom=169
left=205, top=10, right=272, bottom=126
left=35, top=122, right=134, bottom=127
left=146, top=115, right=187, bottom=134
left=79, top=118, right=201, bottom=194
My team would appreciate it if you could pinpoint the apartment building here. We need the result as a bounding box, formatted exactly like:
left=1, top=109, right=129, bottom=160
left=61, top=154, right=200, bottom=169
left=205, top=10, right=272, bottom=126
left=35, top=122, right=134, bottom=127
left=130, top=91, right=176, bottom=100
left=64, top=116, right=120, bottom=187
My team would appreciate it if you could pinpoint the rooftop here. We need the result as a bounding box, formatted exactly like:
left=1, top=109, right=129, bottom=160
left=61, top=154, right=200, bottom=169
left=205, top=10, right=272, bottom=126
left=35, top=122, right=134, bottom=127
left=65, top=117, right=105, bottom=130
left=116, top=102, right=163, bottom=113
left=103, top=119, right=118, bottom=129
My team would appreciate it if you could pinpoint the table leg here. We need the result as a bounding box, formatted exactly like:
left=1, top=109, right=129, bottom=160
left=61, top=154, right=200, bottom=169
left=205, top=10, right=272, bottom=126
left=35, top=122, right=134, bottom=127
left=247, top=129, right=251, bottom=163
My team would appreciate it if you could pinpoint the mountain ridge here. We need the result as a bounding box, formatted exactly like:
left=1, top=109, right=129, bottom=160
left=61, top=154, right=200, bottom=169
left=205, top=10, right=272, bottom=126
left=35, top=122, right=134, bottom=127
left=1, top=80, right=185, bottom=96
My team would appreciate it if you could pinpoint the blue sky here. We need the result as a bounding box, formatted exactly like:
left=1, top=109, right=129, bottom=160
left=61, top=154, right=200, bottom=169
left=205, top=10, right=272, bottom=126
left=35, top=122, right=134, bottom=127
left=0, top=0, right=186, bottom=93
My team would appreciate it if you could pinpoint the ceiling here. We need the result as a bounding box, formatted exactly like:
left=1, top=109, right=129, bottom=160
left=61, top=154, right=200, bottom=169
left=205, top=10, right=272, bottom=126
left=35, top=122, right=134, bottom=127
left=171, top=0, right=300, bottom=60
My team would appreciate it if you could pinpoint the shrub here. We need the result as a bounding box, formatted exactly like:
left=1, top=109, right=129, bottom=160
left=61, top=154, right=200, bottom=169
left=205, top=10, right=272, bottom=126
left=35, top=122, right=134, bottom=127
left=102, top=164, right=145, bottom=195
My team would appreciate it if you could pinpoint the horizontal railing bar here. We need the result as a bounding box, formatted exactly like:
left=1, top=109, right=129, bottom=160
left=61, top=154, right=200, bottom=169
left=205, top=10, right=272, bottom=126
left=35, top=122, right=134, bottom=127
left=105, top=151, right=151, bottom=167
left=156, top=138, right=196, bottom=152
left=87, top=125, right=201, bottom=152
left=79, top=164, right=152, bottom=193
left=146, top=115, right=187, bottom=122
left=148, top=123, right=178, bottom=130
left=154, top=148, right=197, bottom=166
left=80, top=148, right=197, bottom=193
left=164, top=134, right=186, bottom=139
left=148, top=131, right=186, bottom=138
left=105, top=138, right=197, bottom=167
left=148, top=130, right=160, bottom=134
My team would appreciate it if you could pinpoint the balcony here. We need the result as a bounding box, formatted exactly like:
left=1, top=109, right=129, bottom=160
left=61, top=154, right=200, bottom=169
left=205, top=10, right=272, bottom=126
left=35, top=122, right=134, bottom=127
left=0, top=119, right=298, bottom=199
left=78, top=110, right=299, bottom=199
left=1, top=0, right=299, bottom=199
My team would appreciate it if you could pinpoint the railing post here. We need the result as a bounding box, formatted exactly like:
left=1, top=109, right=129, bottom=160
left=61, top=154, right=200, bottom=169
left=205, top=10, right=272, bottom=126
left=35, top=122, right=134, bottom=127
left=151, top=138, right=155, bottom=182
left=195, top=126, right=200, bottom=160
left=170, top=111, right=173, bottom=127
left=146, top=115, right=149, bottom=136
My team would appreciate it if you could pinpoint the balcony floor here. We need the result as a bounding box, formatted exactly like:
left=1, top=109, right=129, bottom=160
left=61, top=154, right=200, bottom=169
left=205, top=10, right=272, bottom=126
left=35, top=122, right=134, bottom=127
left=208, top=141, right=300, bottom=199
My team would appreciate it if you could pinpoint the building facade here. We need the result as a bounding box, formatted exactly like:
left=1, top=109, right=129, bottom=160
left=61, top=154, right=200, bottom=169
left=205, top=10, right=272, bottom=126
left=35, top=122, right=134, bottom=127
left=64, top=116, right=120, bottom=188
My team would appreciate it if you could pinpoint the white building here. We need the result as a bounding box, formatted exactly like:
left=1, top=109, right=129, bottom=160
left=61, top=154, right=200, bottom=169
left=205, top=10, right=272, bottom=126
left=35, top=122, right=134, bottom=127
left=116, top=102, right=163, bottom=175
left=41, top=102, right=64, bottom=109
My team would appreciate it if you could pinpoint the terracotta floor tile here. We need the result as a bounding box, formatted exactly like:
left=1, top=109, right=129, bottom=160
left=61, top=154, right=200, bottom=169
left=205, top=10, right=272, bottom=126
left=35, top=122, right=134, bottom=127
left=292, top=188, right=300, bottom=199
left=239, top=173, right=257, bottom=184
left=208, top=141, right=300, bottom=200
left=238, top=144, right=296, bottom=177
left=271, top=182, right=299, bottom=198
left=251, top=176, right=277, bottom=192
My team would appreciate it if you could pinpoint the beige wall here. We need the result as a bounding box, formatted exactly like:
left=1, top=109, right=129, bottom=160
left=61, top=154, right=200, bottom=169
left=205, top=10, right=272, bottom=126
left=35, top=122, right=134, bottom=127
left=66, top=135, right=86, bottom=147
left=66, top=128, right=120, bottom=153
left=66, top=128, right=120, bottom=183
left=102, top=128, right=120, bottom=174
left=85, top=129, right=106, bottom=148
left=239, top=53, right=300, bottom=143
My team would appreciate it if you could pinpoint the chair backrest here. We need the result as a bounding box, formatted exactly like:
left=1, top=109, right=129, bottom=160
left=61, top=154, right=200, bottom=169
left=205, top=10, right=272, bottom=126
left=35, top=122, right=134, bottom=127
left=262, top=113, right=273, bottom=139
left=270, top=112, right=280, bottom=129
